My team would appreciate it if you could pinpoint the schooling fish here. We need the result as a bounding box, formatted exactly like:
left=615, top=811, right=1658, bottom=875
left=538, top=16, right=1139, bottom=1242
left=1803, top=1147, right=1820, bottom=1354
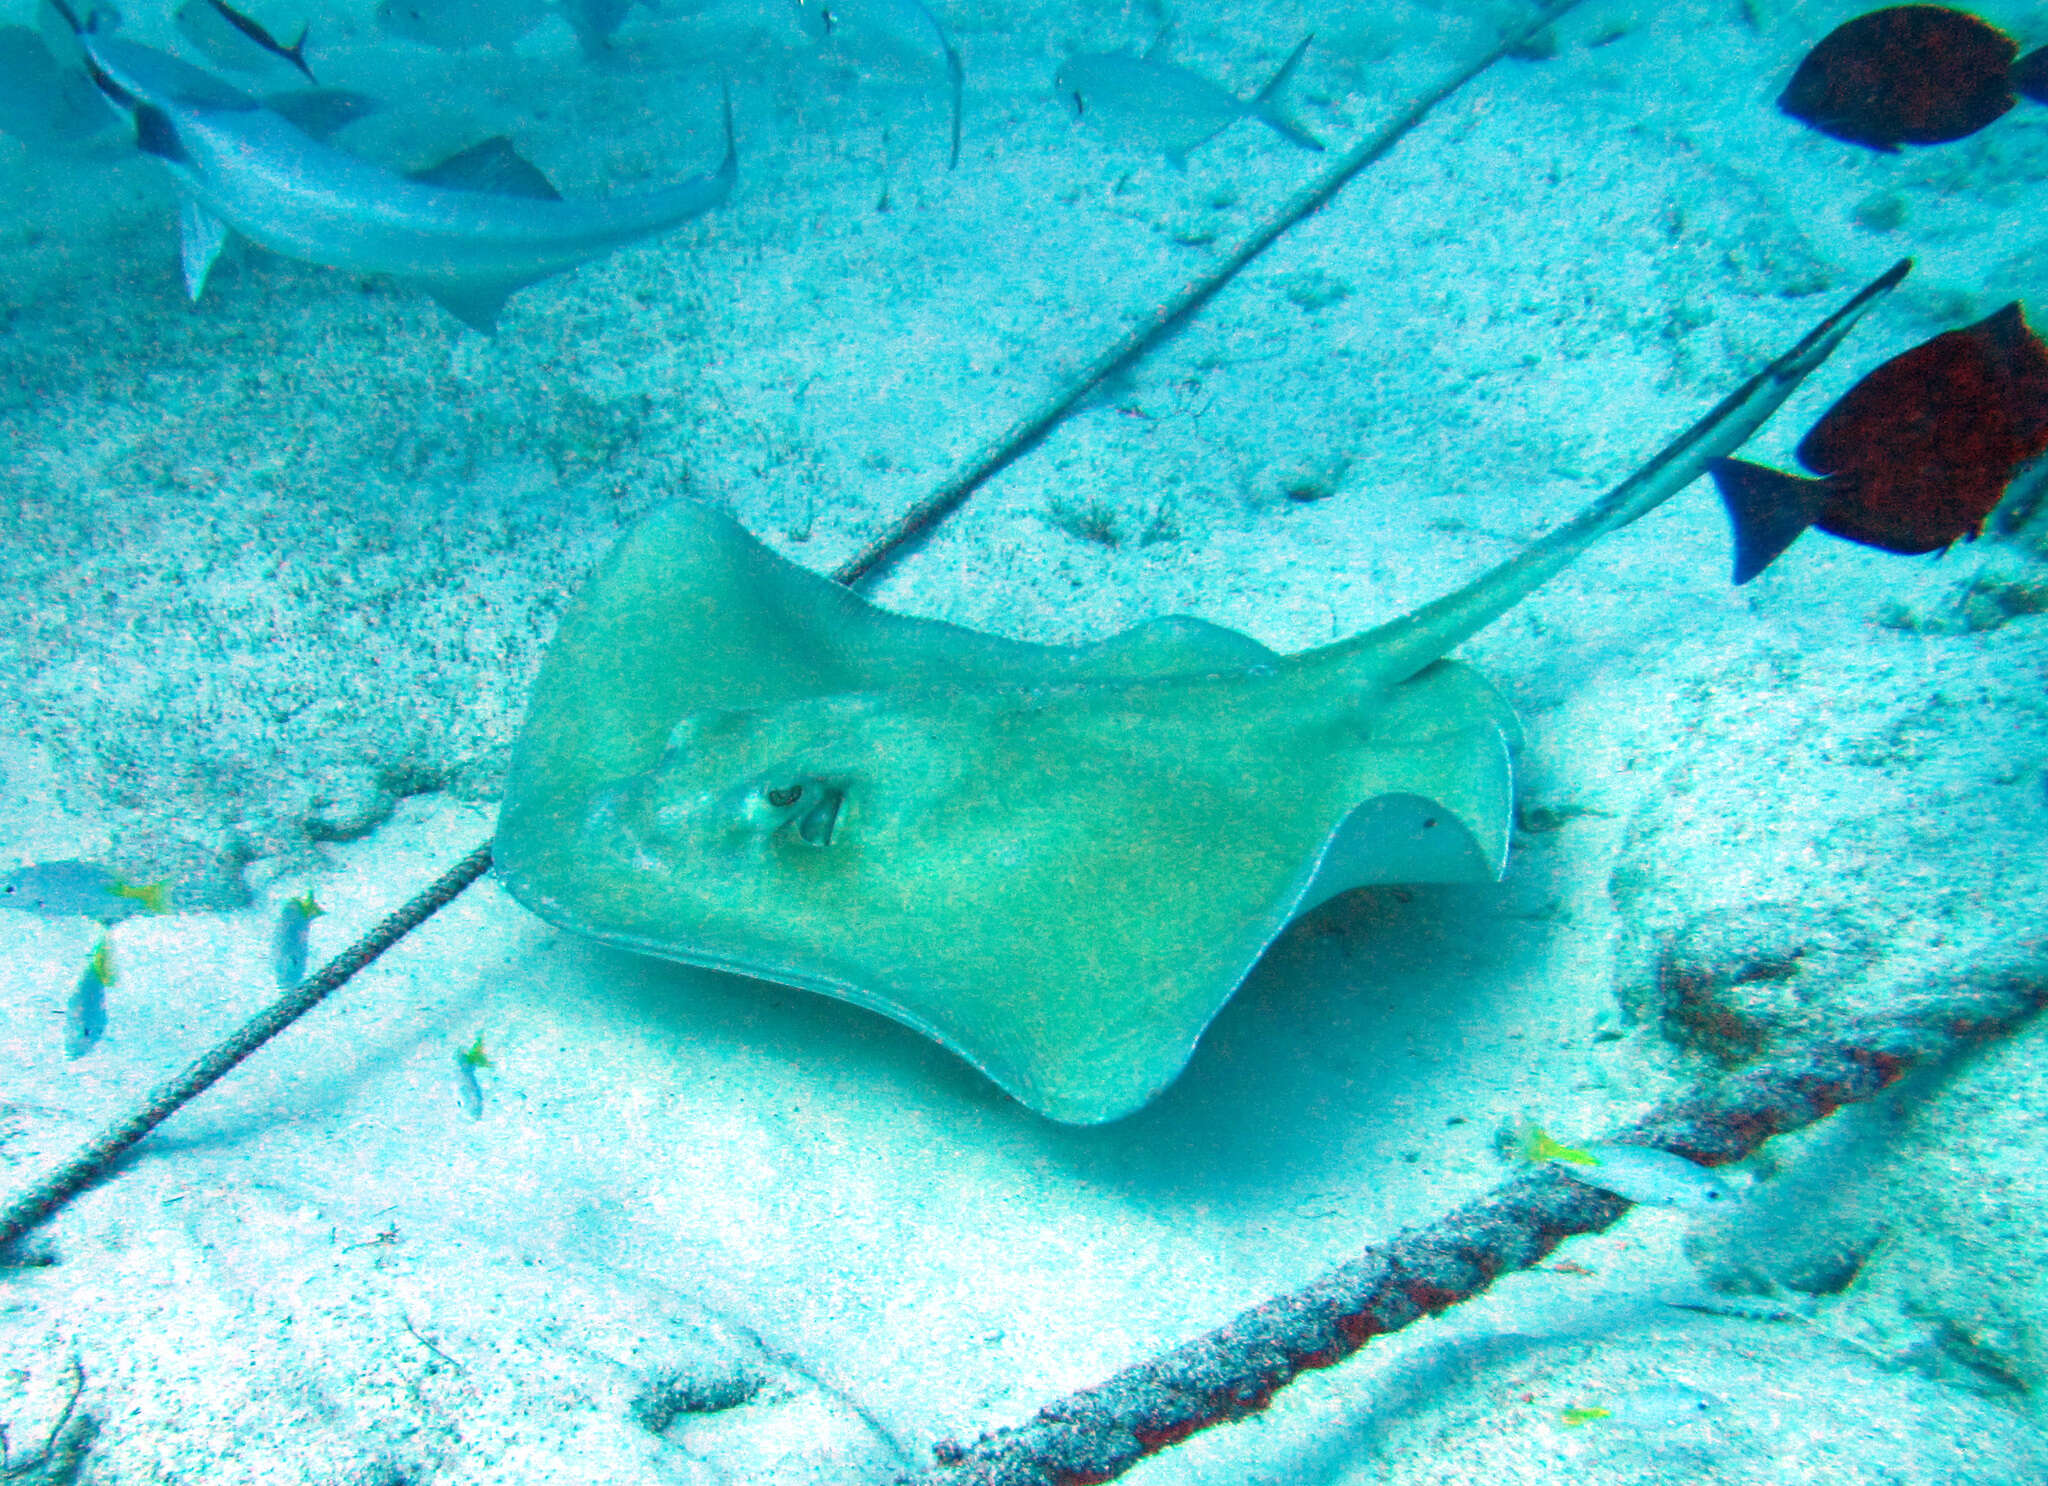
left=1710, top=301, right=2048, bottom=582
left=1513, top=1124, right=1735, bottom=1209
left=271, top=888, right=323, bottom=988
left=1, top=860, right=168, bottom=923
left=175, top=0, right=314, bottom=84
left=65, top=937, right=112, bottom=1059
left=374, top=0, right=551, bottom=52
left=1779, top=5, right=2048, bottom=150
left=793, top=0, right=963, bottom=169
left=454, top=1032, right=491, bottom=1119
left=68, top=28, right=736, bottom=332
left=1055, top=31, right=1322, bottom=165
left=1562, top=1385, right=1718, bottom=1432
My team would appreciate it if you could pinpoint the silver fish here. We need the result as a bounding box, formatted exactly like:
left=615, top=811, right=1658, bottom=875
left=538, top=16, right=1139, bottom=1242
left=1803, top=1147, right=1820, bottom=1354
left=1558, top=1144, right=1735, bottom=1209
left=64, top=939, right=111, bottom=1059
left=71, top=31, right=736, bottom=332
left=175, top=0, right=314, bottom=84
left=1055, top=32, right=1322, bottom=165
left=792, top=0, right=962, bottom=168
left=373, top=0, right=550, bottom=52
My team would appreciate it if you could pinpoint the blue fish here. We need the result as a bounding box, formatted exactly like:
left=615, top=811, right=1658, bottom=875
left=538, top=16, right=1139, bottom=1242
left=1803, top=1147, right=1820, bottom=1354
left=2, top=860, right=168, bottom=923
left=65, top=938, right=112, bottom=1058
left=271, top=889, right=323, bottom=988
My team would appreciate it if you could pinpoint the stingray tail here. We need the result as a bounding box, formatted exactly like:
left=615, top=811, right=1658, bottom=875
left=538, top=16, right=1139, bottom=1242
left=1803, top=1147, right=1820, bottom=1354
left=1293, top=259, right=1910, bottom=692
left=1249, top=35, right=1323, bottom=152
left=2014, top=48, right=2048, bottom=105
left=1708, top=458, right=1833, bottom=584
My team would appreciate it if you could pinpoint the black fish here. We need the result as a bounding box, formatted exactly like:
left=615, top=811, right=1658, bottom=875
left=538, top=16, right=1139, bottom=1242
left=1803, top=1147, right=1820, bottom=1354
left=1780, top=5, right=2047, bottom=150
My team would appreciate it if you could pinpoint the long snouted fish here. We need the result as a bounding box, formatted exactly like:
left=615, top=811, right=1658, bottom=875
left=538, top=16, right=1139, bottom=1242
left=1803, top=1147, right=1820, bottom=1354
left=76, top=33, right=736, bottom=332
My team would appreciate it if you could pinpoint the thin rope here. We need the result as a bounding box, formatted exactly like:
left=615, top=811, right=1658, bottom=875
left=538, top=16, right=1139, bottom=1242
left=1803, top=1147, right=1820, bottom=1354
left=898, top=963, right=2048, bottom=1485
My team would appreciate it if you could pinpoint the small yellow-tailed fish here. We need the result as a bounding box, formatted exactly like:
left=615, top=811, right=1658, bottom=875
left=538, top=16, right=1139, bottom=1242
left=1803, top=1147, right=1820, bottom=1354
left=65, top=935, right=113, bottom=1058
left=272, top=889, right=324, bottom=988
left=454, top=1032, right=491, bottom=1119
left=1512, top=1122, right=1735, bottom=1209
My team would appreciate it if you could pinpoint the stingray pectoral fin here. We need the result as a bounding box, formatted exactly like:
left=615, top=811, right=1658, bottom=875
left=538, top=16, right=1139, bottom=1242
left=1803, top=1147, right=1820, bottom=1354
left=1708, top=456, right=1832, bottom=584
left=1297, top=658, right=1518, bottom=909
left=177, top=194, right=228, bottom=301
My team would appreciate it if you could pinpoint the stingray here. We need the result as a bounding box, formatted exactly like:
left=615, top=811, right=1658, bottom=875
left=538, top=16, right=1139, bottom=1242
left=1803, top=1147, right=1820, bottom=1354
left=495, top=261, right=1906, bottom=1124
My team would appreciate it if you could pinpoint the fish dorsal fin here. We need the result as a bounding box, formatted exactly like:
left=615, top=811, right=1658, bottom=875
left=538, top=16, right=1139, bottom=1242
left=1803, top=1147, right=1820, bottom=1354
left=264, top=87, right=380, bottom=141
left=409, top=136, right=562, bottom=200
left=177, top=195, right=229, bottom=301
left=1142, top=21, right=1173, bottom=61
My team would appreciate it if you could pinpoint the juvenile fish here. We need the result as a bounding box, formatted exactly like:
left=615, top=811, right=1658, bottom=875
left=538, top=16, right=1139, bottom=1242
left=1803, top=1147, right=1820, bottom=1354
left=1514, top=1124, right=1735, bottom=1209
left=1, top=859, right=168, bottom=924
left=1562, top=1384, right=1717, bottom=1431
left=65, top=937, right=112, bottom=1059
left=374, top=0, right=550, bottom=52
left=271, top=889, right=323, bottom=988
left=454, top=1032, right=491, bottom=1119
left=793, top=0, right=964, bottom=168
left=175, top=0, right=314, bottom=84
left=1055, top=32, right=1322, bottom=165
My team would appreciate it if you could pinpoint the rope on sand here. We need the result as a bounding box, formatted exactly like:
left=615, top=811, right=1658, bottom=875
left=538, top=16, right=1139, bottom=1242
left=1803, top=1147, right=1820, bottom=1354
left=898, top=964, right=2048, bottom=1486
left=0, top=2, right=1583, bottom=1257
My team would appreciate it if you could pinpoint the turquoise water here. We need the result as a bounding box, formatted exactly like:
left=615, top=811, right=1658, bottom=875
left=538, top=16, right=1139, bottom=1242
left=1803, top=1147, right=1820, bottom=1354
left=2, top=2, right=2046, bottom=1481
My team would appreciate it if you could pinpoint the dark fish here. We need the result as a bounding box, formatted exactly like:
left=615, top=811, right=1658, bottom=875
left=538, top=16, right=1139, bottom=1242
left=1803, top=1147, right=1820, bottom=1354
left=1779, top=5, right=2048, bottom=150
left=1710, top=301, right=2048, bottom=582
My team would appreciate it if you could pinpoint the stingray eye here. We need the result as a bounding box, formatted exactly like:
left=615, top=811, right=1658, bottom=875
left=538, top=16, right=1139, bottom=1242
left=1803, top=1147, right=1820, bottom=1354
left=765, top=784, right=803, bottom=808
left=796, top=788, right=842, bottom=847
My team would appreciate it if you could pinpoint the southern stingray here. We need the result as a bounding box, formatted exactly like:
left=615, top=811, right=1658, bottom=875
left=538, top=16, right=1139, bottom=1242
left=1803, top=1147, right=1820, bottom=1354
left=496, top=261, right=1908, bottom=1124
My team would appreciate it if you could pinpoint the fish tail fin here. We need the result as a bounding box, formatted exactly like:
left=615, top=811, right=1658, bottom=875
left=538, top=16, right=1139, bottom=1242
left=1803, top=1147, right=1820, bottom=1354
left=1512, top=1121, right=1594, bottom=1167
left=1708, top=457, right=1832, bottom=584
left=288, top=25, right=317, bottom=84
left=2013, top=47, right=2048, bottom=106
left=1250, top=34, right=1323, bottom=152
